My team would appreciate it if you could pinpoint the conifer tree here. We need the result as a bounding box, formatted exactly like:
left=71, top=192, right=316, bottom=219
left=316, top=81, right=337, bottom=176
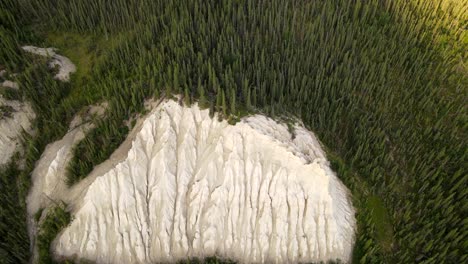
left=216, top=90, right=222, bottom=113
left=222, top=89, right=227, bottom=117
left=230, top=88, right=236, bottom=114
left=184, top=86, right=190, bottom=105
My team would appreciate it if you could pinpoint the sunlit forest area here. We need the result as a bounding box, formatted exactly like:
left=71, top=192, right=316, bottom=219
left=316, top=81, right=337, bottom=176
left=0, top=0, right=466, bottom=263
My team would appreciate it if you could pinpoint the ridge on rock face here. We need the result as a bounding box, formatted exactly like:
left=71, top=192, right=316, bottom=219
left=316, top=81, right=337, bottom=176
left=54, top=100, right=356, bottom=263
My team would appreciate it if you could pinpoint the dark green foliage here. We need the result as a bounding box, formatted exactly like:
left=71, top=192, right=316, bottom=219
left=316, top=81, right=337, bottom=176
left=0, top=87, right=22, bottom=101
left=66, top=113, right=129, bottom=185
left=177, top=256, right=237, bottom=264
left=37, top=204, right=71, bottom=264
left=34, top=208, right=44, bottom=222
left=0, top=105, right=14, bottom=119
left=0, top=161, right=30, bottom=264
left=352, top=201, right=385, bottom=264
left=0, top=0, right=466, bottom=263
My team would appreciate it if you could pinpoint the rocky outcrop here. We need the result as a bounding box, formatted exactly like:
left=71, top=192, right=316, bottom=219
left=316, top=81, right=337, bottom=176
left=52, top=100, right=356, bottom=263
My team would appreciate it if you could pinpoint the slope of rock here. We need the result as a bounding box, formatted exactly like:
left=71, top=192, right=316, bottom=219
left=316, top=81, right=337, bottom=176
left=52, top=100, right=355, bottom=263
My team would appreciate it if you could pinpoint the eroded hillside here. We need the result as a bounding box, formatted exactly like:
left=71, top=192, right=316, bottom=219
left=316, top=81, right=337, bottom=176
left=30, top=100, right=356, bottom=263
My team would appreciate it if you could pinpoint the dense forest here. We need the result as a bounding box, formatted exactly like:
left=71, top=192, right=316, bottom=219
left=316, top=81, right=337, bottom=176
left=0, top=0, right=466, bottom=263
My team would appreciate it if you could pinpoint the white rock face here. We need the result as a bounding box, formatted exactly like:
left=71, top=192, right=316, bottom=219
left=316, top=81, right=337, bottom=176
left=0, top=96, right=35, bottom=165
left=22, top=46, right=76, bottom=82
left=54, top=100, right=356, bottom=263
